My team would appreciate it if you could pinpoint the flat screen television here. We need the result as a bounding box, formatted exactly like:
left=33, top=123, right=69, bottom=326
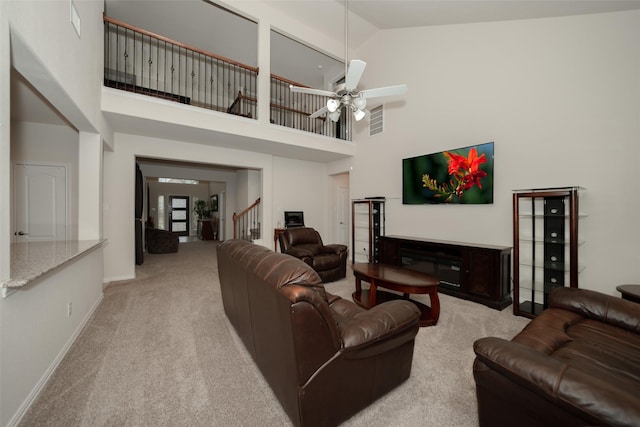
left=403, top=142, right=494, bottom=204
left=284, top=211, right=305, bottom=228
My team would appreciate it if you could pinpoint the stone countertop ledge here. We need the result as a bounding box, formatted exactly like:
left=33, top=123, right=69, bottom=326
left=2, top=239, right=106, bottom=289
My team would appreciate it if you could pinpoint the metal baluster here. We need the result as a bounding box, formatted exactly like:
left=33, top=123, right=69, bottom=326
left=125, top=28, right=129, bottom=89
left=190, top=50, right=195, bottom=103
left=155, top=36, right=159, bottom=94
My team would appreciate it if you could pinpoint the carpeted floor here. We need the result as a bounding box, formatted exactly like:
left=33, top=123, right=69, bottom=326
left=19, top=240, right=529, bottom=426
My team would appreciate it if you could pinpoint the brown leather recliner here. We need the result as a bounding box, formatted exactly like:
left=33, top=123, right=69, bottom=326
left=217, top=239, right=420, bottom=427
left=145, top=227, right=179, bottom=254
left=278, top=227, right=348, bottom=282
left=473, top=287, right=640, bottom=427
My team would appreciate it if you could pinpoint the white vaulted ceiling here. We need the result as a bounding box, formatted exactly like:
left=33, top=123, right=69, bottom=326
left=12, top=0, right=640, bottom=127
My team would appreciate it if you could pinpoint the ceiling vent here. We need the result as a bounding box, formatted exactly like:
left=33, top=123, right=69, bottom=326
left=369, top=105, right=383, bottom=136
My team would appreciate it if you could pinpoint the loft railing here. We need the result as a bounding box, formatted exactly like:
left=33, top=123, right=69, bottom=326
left=103, top=14, right=258, bottom=118
left=233, top=198, right=261, bottom=241
left=270, top=74, right=351, bottom=141
left=103, top=15, right=350, bottom=140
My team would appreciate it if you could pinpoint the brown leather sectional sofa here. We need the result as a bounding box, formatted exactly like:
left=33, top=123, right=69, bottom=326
left=473, top=287, right=640, bottom=427
left=217, top=239, right=420, bottom=427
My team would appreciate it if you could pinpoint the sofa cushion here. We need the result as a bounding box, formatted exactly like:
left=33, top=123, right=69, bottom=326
left=513, top=308, right=640, bottom=389
left=286, top=227, right=320, bottom=245
left=223, top=239, right=328, bottom=302
left=294, top=243, right=320, bottom=256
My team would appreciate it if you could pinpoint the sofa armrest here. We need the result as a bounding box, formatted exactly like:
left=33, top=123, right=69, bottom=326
left=321, top=244, right=348, bottom=255
left=284, top=247, right=314, bottom=259
left=474, top=337, right=640, bottom=425
left=549, top=287, right=640, bottom=334
left=339, top=300, right=420, bottom=356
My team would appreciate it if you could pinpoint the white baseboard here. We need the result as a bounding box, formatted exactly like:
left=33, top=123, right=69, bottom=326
left=7, top=294, right=104, bottom=427
left=103, top=274, right=135, bottom=284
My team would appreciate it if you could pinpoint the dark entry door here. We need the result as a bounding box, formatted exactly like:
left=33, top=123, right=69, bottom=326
left=169, top=196, right=189, bottom=236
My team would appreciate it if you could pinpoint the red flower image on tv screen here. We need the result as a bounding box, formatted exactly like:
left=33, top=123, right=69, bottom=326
left=403, top=142, right=494, bottom=204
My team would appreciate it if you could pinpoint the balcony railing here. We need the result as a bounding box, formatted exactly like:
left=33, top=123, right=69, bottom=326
left=270, top=75, right=351, bottom=141
left=104, top=14, right=257, bottom=118
left=103, top=15, right=350, bottom=140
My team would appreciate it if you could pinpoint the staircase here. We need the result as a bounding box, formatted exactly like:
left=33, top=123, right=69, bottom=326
left=233, top=198, right=261, bottom=241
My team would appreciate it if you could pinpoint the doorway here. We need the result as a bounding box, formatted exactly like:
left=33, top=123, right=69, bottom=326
left=13, top=162, right=68, bottom=242
left=332, top=172, right=350, bottom=247
left=169, top=196, right=189, bottom=236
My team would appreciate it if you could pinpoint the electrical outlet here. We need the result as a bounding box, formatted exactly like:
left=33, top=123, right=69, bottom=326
left=67, top=301, right=72, bottom=317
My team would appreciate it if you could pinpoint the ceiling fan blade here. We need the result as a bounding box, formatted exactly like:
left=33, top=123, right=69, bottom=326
left=359, top=84, right=408, bottom=99
left=290, top=85, right=336, bottom=97
left=309, top=106, right=328, bottom=119
left=345, top=60, right=367, bottom=91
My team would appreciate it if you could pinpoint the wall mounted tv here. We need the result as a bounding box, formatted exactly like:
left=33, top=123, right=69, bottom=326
left=403, top=142, right=494, bottom=205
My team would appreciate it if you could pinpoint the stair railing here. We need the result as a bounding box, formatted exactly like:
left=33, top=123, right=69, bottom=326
left=233, top=198, right=261, bottom=241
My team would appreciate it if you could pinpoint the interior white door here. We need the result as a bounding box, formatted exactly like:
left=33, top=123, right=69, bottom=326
left=13, top=163, right=68, bottom=242
left=337, top=186, right=350, bottom=246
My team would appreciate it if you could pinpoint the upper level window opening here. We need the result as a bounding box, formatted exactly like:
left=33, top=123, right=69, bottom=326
left=158, top=178, right=199, bottom=185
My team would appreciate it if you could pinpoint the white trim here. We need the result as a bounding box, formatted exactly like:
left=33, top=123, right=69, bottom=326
left=102, top=274, right=135, bottom=284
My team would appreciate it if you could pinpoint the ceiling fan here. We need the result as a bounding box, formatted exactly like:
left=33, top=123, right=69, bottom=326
left=289, top=0, right=407, bottom=123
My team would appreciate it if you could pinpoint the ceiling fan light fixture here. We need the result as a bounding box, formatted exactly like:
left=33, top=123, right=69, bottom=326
left=329, top=110, right=341, bottom=122
left=327, top=98, right=340, bottom=113
left=353, top=95, right=367, bottom=110
left=353, top=108, right=366, bottom=122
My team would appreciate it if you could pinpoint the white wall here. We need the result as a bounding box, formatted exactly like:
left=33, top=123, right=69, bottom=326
left=272, top=156, right=329, bottom=238
left=0, top=248, right=103, bottom=427
left=351, top=10, right=640, bottom=295
left=235, top=170, right=261, bottom=209
left=1, top=2, right=106, bottom=425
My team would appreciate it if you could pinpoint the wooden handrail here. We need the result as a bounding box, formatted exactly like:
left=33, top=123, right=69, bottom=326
left=104, top=14, right=259, bottom=74
left=270, top=75, right=327, bottom=118
left=271, top=102, right=325, bottom=120
left=233, top=91, right=324, bottom=120
left=233, top=198, right=261, bottom=222
left=270, top=73, right=312, bottom=89
left=233, top=198, right=261, bottom=240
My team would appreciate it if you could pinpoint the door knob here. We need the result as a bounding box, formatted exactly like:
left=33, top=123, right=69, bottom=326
left=15, top=231, right=28, bottom=236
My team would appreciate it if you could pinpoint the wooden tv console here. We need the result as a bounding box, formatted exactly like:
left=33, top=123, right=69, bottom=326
left=380, top=235, right=512, bottom=310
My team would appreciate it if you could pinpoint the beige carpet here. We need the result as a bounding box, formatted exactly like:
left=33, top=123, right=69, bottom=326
left=19, top=241, right=529, bottom=426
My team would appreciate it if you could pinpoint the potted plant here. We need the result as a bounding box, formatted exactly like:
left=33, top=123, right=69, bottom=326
left=193, top=200, right=211, bottom=219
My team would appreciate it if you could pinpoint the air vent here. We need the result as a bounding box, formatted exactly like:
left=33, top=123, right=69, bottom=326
left=369, top=105, right=383, bottom=136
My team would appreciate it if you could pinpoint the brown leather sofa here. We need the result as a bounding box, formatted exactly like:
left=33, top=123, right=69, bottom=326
left=473, top=287, right=640, bottom=427
left=217, top=239, right=420, bottom=427
left=278, top=227, right=348, bottom=282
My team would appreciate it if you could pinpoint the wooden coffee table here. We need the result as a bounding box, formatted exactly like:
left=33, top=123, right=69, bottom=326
left=352, top=263, right=440, bottom=327
left=617, top=284, right=640, bottom=304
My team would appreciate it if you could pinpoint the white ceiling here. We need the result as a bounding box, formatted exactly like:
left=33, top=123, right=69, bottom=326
left=12, top=0, right=640, bottom=130
left=343, top=0, right=640, bottom=29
